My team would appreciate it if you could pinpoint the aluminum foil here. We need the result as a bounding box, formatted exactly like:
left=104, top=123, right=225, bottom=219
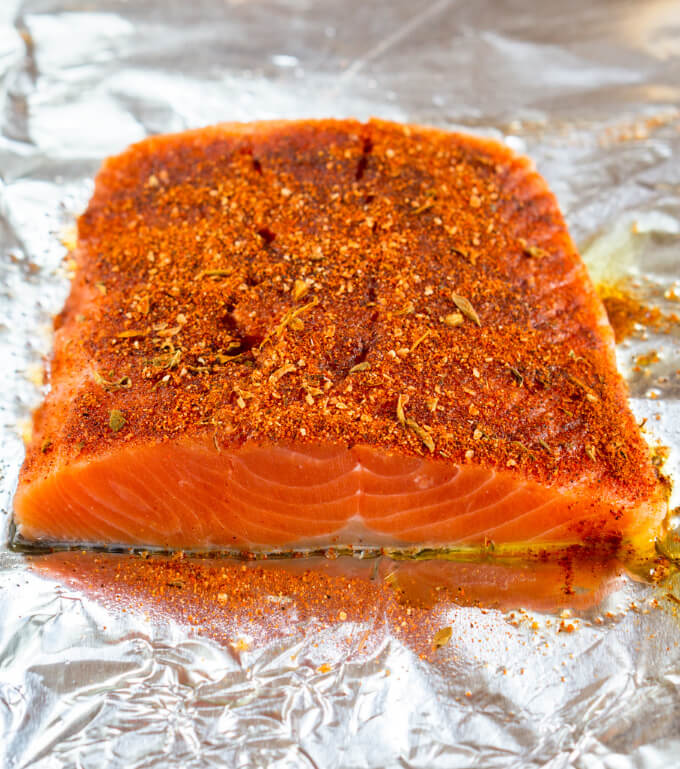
left=2, top=1, right=680, bottom=767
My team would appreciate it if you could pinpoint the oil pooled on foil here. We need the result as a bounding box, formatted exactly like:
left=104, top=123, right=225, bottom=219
left=1, top=2, right=680, bottom=767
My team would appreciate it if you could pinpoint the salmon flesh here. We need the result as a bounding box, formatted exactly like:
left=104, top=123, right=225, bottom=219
left=13, top=119, right=668, bottom=553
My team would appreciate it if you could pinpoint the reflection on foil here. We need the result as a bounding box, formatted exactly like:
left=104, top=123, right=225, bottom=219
left=2, top=0, right=680, bottom=767
left=4, top=549, right=678, bottom=769
left=32, top=551, right=630, bottom=653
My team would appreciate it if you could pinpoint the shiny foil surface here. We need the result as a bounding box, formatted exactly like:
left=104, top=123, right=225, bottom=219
left=1, top=1, right=680, bottom=767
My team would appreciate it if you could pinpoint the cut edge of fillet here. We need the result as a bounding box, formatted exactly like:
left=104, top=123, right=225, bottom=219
left=12, top=439, right=668, bottom=556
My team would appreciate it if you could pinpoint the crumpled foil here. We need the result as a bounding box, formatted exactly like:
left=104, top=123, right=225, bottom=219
left=2, top=1, right=680, bottom=767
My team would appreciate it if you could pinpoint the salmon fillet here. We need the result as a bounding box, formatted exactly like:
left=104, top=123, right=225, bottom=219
left=13, top=119, right=668, bottom=553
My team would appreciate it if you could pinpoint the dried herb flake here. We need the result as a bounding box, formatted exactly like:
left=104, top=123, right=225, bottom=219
left=109, top=409, right=126, bottom=432
left=406, top=417, right=435, bottom=452
left=432, top=626, right=452, bottom=649
left=396, top=394, right=406, bottom=426
left=116, top=329, right=146, bottom=339
left=519, top=238, right=549, bottom=259
left=93, top=370, right=132, bottom=391
left=260, top=296, right=319, bottom=349
left=507, top=365, right=524, bottom=386
left=411, top=330, right=434, bottom=353
left=451, top=293, right=481, bottom=327
left=269, top=363, right=296, bottom=384
left=349, top=361, right=371, bottom=374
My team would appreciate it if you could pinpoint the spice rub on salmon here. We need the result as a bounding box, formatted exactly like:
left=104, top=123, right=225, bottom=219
left=13, top=119, right=668, bottom=552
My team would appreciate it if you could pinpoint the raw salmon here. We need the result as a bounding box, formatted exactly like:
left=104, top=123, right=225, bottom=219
left=13, top=119, right=668, bottom=553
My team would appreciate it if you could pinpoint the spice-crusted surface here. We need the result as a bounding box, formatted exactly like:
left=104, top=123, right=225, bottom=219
left=23, top=119, right=661, bottom=508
